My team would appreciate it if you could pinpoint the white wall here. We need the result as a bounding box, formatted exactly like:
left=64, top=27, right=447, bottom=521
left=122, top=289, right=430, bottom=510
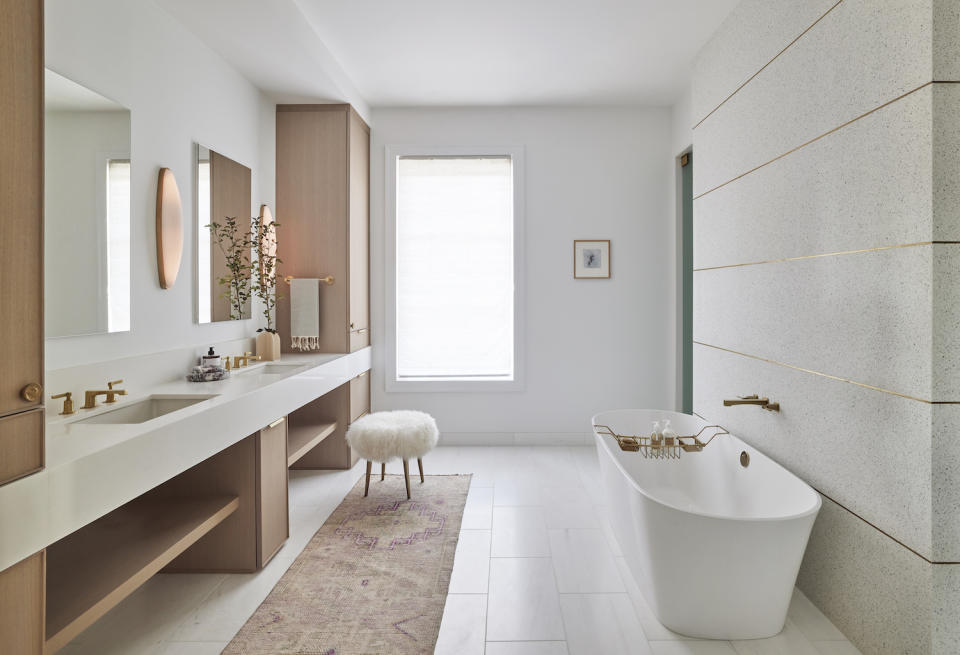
left=44, top=0, right=275, bottom=370
left=370, top=107, right=675, bottom=439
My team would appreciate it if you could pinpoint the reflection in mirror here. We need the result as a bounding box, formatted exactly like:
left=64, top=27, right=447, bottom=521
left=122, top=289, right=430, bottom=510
left=44, top=69, right=131, bottom=338
left=196, top=144, right=253, bottom=323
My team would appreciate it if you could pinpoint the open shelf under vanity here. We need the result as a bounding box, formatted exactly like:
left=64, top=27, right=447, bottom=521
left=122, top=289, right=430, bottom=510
left=44, top=493, right=239, bottom=652
left=287, top=420, right=337, bottom=467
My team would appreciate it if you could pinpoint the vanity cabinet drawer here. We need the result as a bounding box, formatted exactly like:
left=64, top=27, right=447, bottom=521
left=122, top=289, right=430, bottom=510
left=256, top=417, right=289, bottom=567
left=350, top=372, right=370, bottom=422
left=0, top=409, right=44, bottom=487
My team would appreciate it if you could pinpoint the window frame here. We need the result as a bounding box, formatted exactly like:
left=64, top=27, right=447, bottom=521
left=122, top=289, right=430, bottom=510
left=385, top=145, right=525, bottom=392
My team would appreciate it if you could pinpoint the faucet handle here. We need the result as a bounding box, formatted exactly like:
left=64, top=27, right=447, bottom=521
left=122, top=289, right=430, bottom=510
left=51, top=392, right=75, bottom=415
left=108, top=379, right=124, bottom=390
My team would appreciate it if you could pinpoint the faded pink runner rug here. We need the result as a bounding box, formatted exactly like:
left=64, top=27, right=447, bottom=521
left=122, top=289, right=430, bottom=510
left=223, top=474, right=471, bottom=654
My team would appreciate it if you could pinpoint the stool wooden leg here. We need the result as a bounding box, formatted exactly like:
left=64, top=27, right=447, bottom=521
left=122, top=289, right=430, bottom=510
left=381, top=462, right=385, bottom=481
left=364, top=461, right=372, bottom=497
left=417, top=458, right=424, bottom=483
left=403, top=460, right=411, bottom=499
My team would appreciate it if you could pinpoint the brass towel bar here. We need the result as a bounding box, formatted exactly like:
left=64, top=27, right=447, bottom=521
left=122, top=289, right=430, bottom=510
left=284, top=275, right=334, bottom=286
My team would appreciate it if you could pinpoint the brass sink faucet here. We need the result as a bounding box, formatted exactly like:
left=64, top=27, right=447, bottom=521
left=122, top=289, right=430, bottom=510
left=81, top=379, right=128, bottom=409
left=233, top=352, right=261, bottom=368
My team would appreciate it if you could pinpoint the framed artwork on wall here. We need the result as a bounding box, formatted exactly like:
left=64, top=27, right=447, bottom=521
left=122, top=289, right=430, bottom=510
left=573, top=240, right=610, bottom=279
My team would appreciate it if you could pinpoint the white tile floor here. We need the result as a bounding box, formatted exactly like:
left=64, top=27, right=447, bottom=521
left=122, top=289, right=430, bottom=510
left=61, top=446, right=861, bottom=655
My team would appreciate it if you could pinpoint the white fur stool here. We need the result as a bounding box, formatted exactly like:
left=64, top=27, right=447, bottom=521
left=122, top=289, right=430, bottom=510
left=346, top=410, right=439, bottom=499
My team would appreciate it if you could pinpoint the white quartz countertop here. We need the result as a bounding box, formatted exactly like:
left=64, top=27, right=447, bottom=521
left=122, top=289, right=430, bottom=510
left=0, top=348, right=371, bottom=572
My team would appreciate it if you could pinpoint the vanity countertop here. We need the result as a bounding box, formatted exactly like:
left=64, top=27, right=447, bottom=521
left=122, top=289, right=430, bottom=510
left=0, top=348, right=371, bottom=573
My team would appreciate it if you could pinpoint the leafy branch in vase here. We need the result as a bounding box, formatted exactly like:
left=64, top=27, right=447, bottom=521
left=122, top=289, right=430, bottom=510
left=208, top=215, right=253, bottom=321
left=252, top=212, right=282, bottom=333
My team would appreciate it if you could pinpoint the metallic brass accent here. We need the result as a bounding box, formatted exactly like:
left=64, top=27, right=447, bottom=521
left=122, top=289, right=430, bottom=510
left=723, top=394, right=780, bottom=412
left=267, top=417, right=286, bottom=429
left=692, top=0, right=844, bottom=130
left=82, top=385, right=128, bottom=409
left=593, top=424, right=729, bottom=459
left=233, top=352, right=261, bottom=368
left=284, top=275, right=334, bottom=286
left=680, top=153, right=689, bottom=167
left=224, top=358, right=232, bottom=371
left=357, top=371, right=367, bottom=378
left=740, top=451, right=750, bottom=467
left=104, top=380, right=126, bottom=403
left=20, top=383, right=42, bottom=403
left=694, top=241, right=958, bottom=272
left=694, top=81, right=934, bottom=200
left=51, top=392, right=75, bottom=415
left=694, top=341, right=960, bottom=405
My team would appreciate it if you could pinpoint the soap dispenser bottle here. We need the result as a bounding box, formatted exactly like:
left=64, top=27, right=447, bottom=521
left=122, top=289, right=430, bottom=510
left=201, top=347, right=220, bottom=367
left=662, top=419, right=678, bottom=444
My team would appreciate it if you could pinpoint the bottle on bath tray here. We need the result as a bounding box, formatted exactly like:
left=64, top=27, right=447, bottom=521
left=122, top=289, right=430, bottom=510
left=651, top=421, right=662, bottom=444
left=661, top=419, right=678, bottom=444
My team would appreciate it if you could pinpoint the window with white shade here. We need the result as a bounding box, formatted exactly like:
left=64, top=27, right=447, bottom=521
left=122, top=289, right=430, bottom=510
left=388, top=148, right=524, bottom=390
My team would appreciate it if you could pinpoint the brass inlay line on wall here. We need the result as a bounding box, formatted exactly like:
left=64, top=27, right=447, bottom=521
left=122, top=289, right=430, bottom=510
left=692, top=0, right=846, bottom=130
left=813, top=488, right=954, bottom=564
left=693, top=341, right=960, bottom=405
left=693, top=81, right=937, bottom=201
left=693, top=241, right=960, bottom=272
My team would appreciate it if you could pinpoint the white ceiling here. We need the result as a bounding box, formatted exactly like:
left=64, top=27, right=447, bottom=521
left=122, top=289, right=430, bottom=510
left=293, top=0, right=739, bottom=106
left=158, top=0, right=738, bottom=109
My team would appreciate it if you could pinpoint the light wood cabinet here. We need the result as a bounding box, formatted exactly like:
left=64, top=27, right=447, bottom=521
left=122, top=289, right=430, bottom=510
left=0, top=552, right=44, bottom=655
left=350, top=371, right=370, bottom=422
left=276, top=104, right=370, bottom=354
left=0, top=0, right=44, bottom=478
left=159, top=424, right=289, bottom=572
left=0, top=409, right=45, bottom=486
left=256, top=417, right=289, bottom=567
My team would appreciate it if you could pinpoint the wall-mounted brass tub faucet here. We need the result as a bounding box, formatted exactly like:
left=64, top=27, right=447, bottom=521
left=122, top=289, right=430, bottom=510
left=723, top=394, right=780, bottom=412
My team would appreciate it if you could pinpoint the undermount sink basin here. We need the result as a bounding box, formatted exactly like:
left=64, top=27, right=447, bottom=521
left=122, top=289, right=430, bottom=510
left=235, top=363, right=305, bottom=376
left=73, top=395, right=217, bottom=425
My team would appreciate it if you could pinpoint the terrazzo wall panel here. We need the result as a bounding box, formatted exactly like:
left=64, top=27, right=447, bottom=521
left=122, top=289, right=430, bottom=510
left=692, top=1, right=959, bottom=652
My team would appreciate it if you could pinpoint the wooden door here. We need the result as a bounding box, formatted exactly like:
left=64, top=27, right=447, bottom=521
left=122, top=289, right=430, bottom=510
left=348, top=109, right=370, bottom=352
left=0, top=0, right=44, bottom=421
left=256, top=418, right=289, bottom=567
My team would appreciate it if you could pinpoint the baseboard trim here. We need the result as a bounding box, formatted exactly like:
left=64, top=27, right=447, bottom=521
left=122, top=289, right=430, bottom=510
left=437, top=432, right=593, bottom=446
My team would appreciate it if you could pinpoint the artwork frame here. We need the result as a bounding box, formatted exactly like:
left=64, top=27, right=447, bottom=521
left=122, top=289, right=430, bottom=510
left=573, top=240, right=611, bottom=279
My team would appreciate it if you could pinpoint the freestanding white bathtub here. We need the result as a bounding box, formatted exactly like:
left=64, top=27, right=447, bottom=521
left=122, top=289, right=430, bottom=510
left=593, top=409, right=820, bottom=640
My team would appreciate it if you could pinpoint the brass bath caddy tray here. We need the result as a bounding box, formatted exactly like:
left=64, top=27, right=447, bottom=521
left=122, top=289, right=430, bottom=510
left=593, top=424, right=729, bottom=459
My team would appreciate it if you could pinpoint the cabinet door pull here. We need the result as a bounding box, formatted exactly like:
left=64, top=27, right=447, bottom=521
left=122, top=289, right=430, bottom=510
left=357, top=371, right=368, bottom=378
left=20, top=383, right=43, bottom=403
left=267, top=417, right=286, bottom=429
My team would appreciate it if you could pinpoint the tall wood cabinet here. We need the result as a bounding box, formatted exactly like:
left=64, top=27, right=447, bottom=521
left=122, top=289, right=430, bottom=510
left=0, top=1, right=45, bottom=651
left=276, top=104, right=370, bottom=354
left=0, top=0, right=44, bottom=489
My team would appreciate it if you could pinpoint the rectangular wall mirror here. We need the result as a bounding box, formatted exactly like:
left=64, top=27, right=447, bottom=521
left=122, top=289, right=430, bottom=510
left=44, top=69, right=131, bottom=338
left=196, top=144, right=253, bottom=323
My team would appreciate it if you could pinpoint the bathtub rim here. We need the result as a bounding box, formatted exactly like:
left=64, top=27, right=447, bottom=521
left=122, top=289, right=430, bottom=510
left=592, top=409, right=822, bottom=524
